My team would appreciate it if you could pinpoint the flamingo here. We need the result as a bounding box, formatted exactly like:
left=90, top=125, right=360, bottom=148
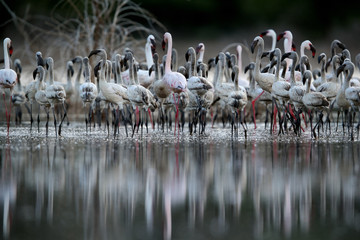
left=161, top=32, right=187, bottom=132
left=245, top=62, right=272, bottom=129
left=337, top=61, right=360, bottom=139
left=71, top=56, right=83, bottom=99
left=88, top=49, right=129, bottom=137
left=186, top=47, right=213, bottom=133
left=63, top=61, right=74, bottom=126
left=11, top=59, right=28, bottom=125
left=34, top=66, right=51, bottom=135
left=235, top=45, right=250, bottom=89
left=302, top=70, right=330, bottom=138
left=44, top=57, right=67, bottom=137
left=277, top=30, right=295, bottom=72
left=124, top=51, right=155, bottom=136
left=270, top=48, right=290, bottom=134
left=227, top=65, right=248, bottom=136
left=313, top=53, right=328, bottom=88
left=120, top=35, right=156, bottom=88
left=0, top=38, right=17, bottom=134
left=316, top=54, right=340, bottom=102
left=162, top=32, right=187, bottom=93
left=79, top=57, right=98, bottom=132
left=25, top=53, right=44, bottom=132
left=285, top=52, right=307, bottom=134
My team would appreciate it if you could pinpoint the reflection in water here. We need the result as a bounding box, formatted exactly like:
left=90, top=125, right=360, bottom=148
left=0, top=129, right=360, bottom=239
left=0, top=139, right=16, bottom=239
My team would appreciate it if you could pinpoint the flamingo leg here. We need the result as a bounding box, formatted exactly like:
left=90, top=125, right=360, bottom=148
left=8, top=95, right=12, bottom=134
left=251, top=90, right=265, bottom=129
left=37, top=104, right=41, bottom=133
left=30, top=103, right=34, bottom=132
left=148, top=109, right=154, bottom=130
left=3, top=93, right=9, bottom=135
left=121, top=108, right=128, bottom=137
left=58, top=102, right=67, bottom=136
left=52, top=106, right=58, bottom=138
left=45, top=108, right=49, bottom=137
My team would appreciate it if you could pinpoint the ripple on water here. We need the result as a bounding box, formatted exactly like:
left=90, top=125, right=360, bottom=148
left=0, top=122, right=359, bottom=147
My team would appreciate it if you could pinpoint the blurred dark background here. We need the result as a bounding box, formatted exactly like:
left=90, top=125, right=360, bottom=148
left=1, top=0, right=360, bottom=62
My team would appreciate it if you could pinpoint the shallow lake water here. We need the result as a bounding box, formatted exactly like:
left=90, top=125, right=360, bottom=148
left=1, top=122, right=360, bottom=240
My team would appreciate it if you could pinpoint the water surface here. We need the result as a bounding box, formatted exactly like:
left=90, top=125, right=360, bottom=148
left=1, top=123, right=360, bottom=240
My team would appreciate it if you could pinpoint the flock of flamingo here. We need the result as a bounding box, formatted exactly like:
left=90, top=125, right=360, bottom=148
left=1, top=30, right=360, bottom=139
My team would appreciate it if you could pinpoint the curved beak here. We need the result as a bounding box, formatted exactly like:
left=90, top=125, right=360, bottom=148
left=9, top=45, right=13, bottom=57
left=259, top=31, right=268, bottom=37
left=310, top=44, right=316, bottom=58
left=251, top=39, right=259, bottom=54
left=88, top=49, right=102, bottom=58
left=277, top=32, right=285, bottom=42
left=281, top=52, right=291, bottom=62
left=32, top=68, right=38, bottom=80
left=161, top=39, right=166, bottom=51
left=336, top=64, right=345, bottom=77
left=317, top=54, right=325, bottom=64
left=69, top=65, right=74, bottom=77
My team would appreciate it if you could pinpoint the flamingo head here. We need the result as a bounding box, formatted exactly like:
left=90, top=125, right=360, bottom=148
left=195, top=43, right=204, bottom=55
left=259, top=30, right=268, bottom=38
left=318, top=53, right=326, bottom=64
left=251, top=37, right=262, bottom=54
left=67, top=61, right=74, bottom=77
left=162, top=38, right=166, bottom=51
left=244, top=63, right=255, bottom=74
left=148, top=35, right=156, bottom=55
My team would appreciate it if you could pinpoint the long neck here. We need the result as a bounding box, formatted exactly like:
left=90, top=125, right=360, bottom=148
left=254, top=41, right=264, bottom=75
left=234, top=69, right=239, bottom=91
left=165, top=35, right=173, bottom=74
left=49, top=65, right=54, bottom=85
left=3, top=39, right=10, bottom=69
left=128, top=57, right=136, bottom=85
left=198, top=47, right=204, bottom=62
left=341, top=71, right=349, bottom=90
left=115, top=59, right=123, bottom=85
left=274, top=56, right=280, bottom=81
left=145, top=41, right=154, bottom=69
left=106, top=61, right=112, bottom=83
left=270, top=32, right=276, bottom=51
left=84, top=61, right=90, bottom=83
left=284, top=35, right=293, bottom=71
left=154, top=58, right=159, bottom=80
left=289, top=61, right=296, bottom=86
left=306, top=77, right=311, bottom=93
left=290, top=56, right=297, bottom=86
left=76, top=64, right=82, bottom=85
left=237, top=46, right=243, bottom=75
left=99, top=52, right=107, bottom=84
left=300, top=41, right=307, bottom=57
left=67, top=69, right=72, bottom=85
left=344, top=66, right=354, bottom=88
left=213, top=60, right=222, bottom=87
left=188, top=50, right=196, bottom=78
left=37, top=70, right=45, bottom=90
left=249, top=68, right=256, bottom=90
left=331, top=58, right=338, bottom=80
left=320, top=59, right=326, bottom=82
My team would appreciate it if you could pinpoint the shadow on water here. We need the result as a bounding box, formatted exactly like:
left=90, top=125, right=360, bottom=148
left=0, top=123, right=360, bottom=239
